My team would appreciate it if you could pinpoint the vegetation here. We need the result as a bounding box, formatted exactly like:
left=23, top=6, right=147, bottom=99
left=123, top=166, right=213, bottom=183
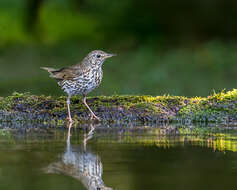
left=0, top=89, right=236, bottom=125
left=0, top=1, right=236, bottom=97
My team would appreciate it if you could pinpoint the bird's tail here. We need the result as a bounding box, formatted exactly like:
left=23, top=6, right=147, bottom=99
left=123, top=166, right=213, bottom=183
left=41, top=67, right=57, bottom=72
left=41, top=67, right=57, bottom=77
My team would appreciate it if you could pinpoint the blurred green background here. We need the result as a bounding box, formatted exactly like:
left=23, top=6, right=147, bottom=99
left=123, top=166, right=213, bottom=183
left=0, top=0, right=236, bottom=97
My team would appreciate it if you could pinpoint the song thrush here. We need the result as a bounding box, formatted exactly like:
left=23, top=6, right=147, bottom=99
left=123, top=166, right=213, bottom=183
left=41, top=50, right=116, bottom=122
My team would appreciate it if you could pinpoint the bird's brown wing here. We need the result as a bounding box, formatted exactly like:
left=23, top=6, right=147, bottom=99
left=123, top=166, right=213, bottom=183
left=41, top=66, right=82, bottom=81
left=50, top=67, right=80, bottom=80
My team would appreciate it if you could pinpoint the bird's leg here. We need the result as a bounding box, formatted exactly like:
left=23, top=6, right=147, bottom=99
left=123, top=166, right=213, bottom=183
left=66, top=95, right=73, bottom=123
left=82, top=95, right=100, bottom=121
left=67, top=122, right=72, bottom=136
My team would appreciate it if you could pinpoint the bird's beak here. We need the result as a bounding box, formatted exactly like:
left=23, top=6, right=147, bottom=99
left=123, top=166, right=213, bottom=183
left=104, top=53, right=117, bottom=58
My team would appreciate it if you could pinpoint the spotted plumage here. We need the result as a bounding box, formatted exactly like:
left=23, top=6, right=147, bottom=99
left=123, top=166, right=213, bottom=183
left=41, top=50, right=116, bottom=122
left=60, top=66, right=102, bottom=95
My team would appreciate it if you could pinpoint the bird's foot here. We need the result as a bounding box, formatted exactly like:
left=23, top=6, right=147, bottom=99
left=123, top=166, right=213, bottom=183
left=90, top=114, right=101, bottom=121
left=66, top=117, right=74, bottom=123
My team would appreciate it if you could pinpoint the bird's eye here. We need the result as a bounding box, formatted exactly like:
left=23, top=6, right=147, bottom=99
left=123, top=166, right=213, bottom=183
left=96, top=54, right=101, bottom=58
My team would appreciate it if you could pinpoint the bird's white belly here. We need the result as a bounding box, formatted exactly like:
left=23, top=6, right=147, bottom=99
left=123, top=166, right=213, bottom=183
left=60, top=69, right=102, bottom=95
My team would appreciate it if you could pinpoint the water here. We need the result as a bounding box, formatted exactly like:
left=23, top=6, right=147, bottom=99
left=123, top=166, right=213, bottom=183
left=0, top=123, right=237, bottom=190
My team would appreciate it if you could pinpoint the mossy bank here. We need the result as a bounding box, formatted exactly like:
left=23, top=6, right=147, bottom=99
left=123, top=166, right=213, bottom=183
left=0, top=89, right=236, bottom=125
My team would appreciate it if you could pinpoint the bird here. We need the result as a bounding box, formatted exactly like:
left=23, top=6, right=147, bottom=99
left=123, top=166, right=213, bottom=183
left=41, top=50, right=116, bottom=122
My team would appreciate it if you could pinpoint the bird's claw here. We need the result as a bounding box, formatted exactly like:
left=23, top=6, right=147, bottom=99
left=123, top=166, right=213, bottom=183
left=90, top=114, right=101, bottom=121
left=67, top=117, right=74, bottom=123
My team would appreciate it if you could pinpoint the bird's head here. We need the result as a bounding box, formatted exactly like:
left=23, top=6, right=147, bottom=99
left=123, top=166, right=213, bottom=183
left=85, top=50, right=116, bottom=67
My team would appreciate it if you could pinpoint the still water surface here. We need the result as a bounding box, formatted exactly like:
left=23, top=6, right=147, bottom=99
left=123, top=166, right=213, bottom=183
left=0, top=123, right=237, bottom=190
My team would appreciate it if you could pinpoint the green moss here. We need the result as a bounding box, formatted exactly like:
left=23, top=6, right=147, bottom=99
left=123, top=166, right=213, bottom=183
left=209, top=89, right=237, bottom=101
left=132, top=102, right=160, bottom=113
left=178, top=89, right=237, bottom=122
left=0, top=89, right=236, bottom=124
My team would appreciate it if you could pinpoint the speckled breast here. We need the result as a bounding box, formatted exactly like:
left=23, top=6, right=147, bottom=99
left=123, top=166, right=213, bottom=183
left=59, top=68, right=103, bottom=95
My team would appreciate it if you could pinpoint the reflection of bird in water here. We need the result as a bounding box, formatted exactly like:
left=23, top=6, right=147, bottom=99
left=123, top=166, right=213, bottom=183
left=45, top=123, right=113, bottom=190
